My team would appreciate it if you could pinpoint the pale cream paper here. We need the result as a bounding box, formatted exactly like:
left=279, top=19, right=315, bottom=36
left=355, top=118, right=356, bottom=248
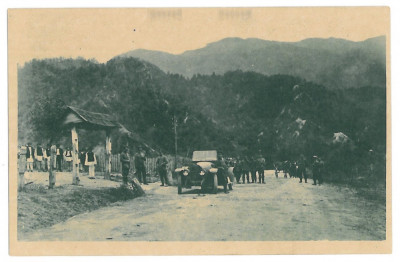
left=8, top=7, right=391, bottom=255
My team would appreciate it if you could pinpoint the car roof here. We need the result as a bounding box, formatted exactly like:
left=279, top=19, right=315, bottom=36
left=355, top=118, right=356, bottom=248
left=192, top=150, right=218, bottom=161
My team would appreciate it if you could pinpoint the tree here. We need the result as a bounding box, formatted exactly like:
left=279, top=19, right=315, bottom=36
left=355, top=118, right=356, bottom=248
left=28, top=97, right=68, bottom=143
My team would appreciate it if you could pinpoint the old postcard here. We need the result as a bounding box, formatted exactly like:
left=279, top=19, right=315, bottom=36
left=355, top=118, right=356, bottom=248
left=8, top=7, right=391, bottom=255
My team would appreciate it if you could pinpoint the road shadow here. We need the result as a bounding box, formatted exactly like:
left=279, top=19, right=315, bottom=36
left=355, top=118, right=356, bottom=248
left=180, top=188, right=201, bottom=194
left=180, top=188, right=229, bottom=195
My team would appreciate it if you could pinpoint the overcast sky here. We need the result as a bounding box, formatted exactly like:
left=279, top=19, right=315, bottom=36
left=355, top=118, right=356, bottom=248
left=8, top=7, right=389, bottom=66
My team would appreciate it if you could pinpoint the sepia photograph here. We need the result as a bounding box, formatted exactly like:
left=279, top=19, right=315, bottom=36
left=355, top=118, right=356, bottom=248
left=8, top=6, right=391, bottom=255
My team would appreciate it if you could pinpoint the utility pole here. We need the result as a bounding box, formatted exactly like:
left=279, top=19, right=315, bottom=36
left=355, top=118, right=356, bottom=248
left=174, top=115, right=178, bottom=169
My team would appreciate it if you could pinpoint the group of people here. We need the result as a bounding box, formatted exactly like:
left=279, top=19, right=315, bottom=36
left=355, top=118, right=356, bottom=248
left=228, top=154, right=325, bottom=186
left=275, top=155, right=324, bottom=185
left=120, top=146, right=148, bottom=185
left=21, top=142, right=170, bottom=185
left=231, top=156, right=267, bottom=184
left=21, top=141, right=326, bottom=187
left=120, top=146, right=170, bottom=187
left=23, top=142, right=51, bottom=172
left=21, top=143, right=98, bottom=178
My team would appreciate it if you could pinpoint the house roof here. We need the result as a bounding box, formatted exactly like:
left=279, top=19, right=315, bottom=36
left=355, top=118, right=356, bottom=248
left=63, top=106, right=120, bottom=130
left=62, top=106, right=157, bottom=153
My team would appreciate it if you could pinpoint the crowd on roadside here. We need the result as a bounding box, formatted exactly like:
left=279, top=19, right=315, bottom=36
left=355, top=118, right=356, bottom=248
left=229, top=154, right=325, bottom=186
left=22, top=141, right=367, bottom=188
left=18, top=143, right=98, bottom=178
left=18, top=143, right=171, bottom=186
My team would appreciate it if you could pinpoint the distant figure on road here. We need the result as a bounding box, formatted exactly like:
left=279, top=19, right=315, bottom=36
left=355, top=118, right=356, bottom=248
left=233, top=157, right=243, bottom=184
left=135, top=147, right=147, bottom=185
left=250, top=157, right=257, bottom=183
left=312, top=155, right=324, bottom=185
left=289, top=161, right=296, bottom=178
left=56, top=144, right=63, bottom=171
left=216, top=152, right=230, bottom=193
left=257, top=157, right=266, bottom=184
left=85, top=148, right=97, bottom=179
left=242, top=157, right=250, bottom=183
left=25, top=143, right=34, bottom=172
left=120, top=146, right=131, bottom=185
left=274, top=163, right=279, bottom=178
left=283, top=160, right=290, bottom=178
left=298, top=157, right=308, bottom=183
left=157, top=154, right=169, bottom=187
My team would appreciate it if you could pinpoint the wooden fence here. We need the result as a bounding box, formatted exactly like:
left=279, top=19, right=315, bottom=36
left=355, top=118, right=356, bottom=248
left=17, top=145, right=190, bottom=186
left=96, top=154, right=189, bottom=183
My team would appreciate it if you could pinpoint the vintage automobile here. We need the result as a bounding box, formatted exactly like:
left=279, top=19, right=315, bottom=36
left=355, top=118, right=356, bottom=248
left=175, top=150, right=232, bottom=194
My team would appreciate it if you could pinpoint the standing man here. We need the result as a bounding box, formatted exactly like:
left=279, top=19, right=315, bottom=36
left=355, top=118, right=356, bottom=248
left=274, top=163, right=279, bottom=178
left=135, top=147, right=147, bottom=185
left=79, top=149, right=86, bottom=172
left=250, top=157, right=258, bottom=183
left=120, top=146, right=131, bottom=185
left=56, top=144, right=63, bottom=172
left=312, top=155, right=324, bottom=185
left=25, top=143, right=34, bottom=172
left=289, top=161, right=296, bottom=178
left=157, top=154, right=169, bottom=187
left=298, top=156, right=308, bottom=183
left=216, top=152, right=229, bottom=193
left=85, top=147, right=97, bottom=179
left=35, top=143, right=44, bottom=171
left=258, top=156, right=266, bottom=184
left=64, top=147, right=73, bottom=172
left=44, top=144, right=51, bottom=171
left=283, top=160, right=289, bottom=178
left=233, top=157, right=242, bottom=184
left=242, top=156, right=250, bottom=184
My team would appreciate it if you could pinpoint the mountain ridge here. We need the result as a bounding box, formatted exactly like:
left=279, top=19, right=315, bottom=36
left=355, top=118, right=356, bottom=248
left=118, top=36, right=386, bottom=89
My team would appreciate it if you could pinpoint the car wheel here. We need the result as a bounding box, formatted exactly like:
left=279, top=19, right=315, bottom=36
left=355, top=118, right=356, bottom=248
left=213, top=173, right=218, bottom=194
left=177, top=174, right=182, bottom=194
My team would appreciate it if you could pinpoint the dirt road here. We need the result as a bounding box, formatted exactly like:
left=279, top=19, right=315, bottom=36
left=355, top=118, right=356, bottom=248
left=20, top=171, right=386, bottom=241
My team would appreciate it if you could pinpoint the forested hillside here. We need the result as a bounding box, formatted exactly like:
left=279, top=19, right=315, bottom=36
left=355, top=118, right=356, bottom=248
left=18, top=56, right=386, bottom=180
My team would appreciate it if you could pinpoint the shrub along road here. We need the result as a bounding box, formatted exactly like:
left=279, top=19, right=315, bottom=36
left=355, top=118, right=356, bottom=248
left=20, top=171, right=386, bottom=241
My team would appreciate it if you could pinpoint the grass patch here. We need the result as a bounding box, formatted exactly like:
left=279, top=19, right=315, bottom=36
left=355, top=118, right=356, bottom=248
left=324, top=172, right=386, bottom=204
left=18, top=184, right=142, bottom=237
left=337, top=178, right=386, bottom=204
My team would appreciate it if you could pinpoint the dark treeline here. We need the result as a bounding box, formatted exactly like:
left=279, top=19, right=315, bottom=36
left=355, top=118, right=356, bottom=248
left=18, top=57, right=386, bottom=182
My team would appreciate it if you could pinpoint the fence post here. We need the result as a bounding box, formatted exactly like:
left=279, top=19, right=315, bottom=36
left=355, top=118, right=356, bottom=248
left=18, top=147, right=26, bottom=191
left=49, top=145, right=57, bottom=189
left=104, top=130, right=112, bottom=180
left=71, top=126, right=80, bottom=185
